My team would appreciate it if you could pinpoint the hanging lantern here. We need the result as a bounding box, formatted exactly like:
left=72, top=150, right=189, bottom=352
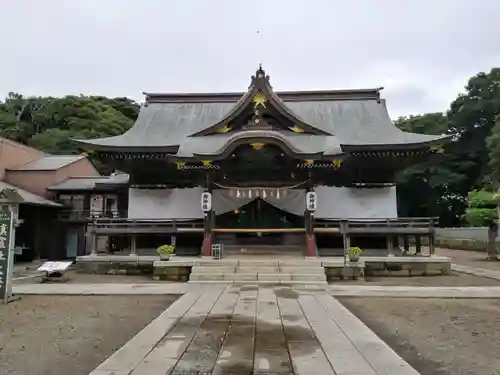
left=201, top=192, right=212, bottom=212
left=306, top=191, right=318, bottom=211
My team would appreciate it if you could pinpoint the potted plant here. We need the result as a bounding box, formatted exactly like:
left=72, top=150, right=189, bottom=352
left=347, top=246, right=362, bottom=262
left=157, top=244, right=175, bottom=261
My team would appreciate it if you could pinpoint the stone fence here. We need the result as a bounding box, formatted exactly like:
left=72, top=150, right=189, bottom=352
left=435, top=227, right=498, bottom=252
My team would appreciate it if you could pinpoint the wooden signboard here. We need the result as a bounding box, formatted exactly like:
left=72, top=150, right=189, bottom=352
left=0, top=207, right=14, bottom=304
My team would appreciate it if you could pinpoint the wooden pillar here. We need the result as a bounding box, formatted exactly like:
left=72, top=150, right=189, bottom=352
left=130, top=235, right=137, bottom=256
left=403, top=236, right=410, bottom=253
left=415, top=236, right=422, bottom=254
left=341, top=220, right=350, bottom=265
left=305, top=186, right=317, bottom=257
left=387, top=235, right=394, bottom=257
left=202, top=172, right=213, bottom=257
left=428, top=218, right=435, bottom=256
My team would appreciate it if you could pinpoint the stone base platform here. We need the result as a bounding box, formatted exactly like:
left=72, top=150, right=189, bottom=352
left=363, top=256, right=452, bottom=277
left=75, top=254, right=159, bottom=275
left=75, top=254, right=452, bottom=281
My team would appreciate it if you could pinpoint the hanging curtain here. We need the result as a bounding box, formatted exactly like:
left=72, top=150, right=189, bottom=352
left=127, top=186, right=397, bottom=220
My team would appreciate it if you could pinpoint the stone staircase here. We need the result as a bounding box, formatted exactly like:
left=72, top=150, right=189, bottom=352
left=188, top=259, right=327, bottom=284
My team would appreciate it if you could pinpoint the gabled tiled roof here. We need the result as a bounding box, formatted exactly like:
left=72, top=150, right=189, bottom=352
left=0, top=181, right=61, bottom=206
left=8, top=155, right=85, bottom=171
left=74, top=68, right=450, bottom=153
left=47, top=174, right=129, bottom=191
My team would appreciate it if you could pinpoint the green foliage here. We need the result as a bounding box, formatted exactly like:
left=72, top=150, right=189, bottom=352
left=464, top=190, right=498, bottom=226
left=157, top=244, right=175, bottom=255
left=396, top=68, right=500, bottom=226
left=347, top=246, right=362, bottom=260
left=0, top=94, right=139, bottom=156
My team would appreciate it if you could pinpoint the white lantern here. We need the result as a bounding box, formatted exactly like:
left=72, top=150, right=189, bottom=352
left=305, top=191, right=317, bottom=211
left=201, top=192, right=212, bottom=212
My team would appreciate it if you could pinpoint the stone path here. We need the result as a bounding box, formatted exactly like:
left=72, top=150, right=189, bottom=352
left=452, top=264, right=500, bottom=281
left=13, top=282, right=500, bottom=298
left=90, top=285, right=420, bottom=375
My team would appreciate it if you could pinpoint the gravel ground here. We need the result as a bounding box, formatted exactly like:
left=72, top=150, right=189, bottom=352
left=0, top=295, right=177, bottom=375
left=334, top=272, right=500, bottom=286
left=340, top=298, right=500, bottom=375
left=437, top=248, right=500, bottom=271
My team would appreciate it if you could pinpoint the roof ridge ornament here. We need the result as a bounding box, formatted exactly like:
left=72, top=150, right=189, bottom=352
left=250, top=64, right=271, bottom=88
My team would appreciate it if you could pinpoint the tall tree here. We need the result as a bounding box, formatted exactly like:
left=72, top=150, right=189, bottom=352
left=0, top=94, right=137, bottom=154
left=397, top=68, right=500, bottom=225
left=448, top=68, right=500, bottom=188
left=396, top=113, right=466, bottom=225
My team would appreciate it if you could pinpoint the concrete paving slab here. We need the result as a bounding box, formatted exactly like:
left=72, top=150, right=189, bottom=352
left=88, top=285, right=424, bottom=375
left=129, top=357, right=178, bottom=375
left=316, top=294, right=420, bottom=375
left=328, top=285, right=500, bottom=298
left=298, top=294, right=377, bottom=375
left=453, top=263, right=500, bottom=280
left=93, top=291, right=200, bottom=374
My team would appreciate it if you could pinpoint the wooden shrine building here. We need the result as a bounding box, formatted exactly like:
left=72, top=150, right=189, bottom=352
left=76, top=67, right=450, bottom=257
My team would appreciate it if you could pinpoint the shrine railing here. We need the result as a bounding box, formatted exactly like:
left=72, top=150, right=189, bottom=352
left=89, top=218, right=205, bottom=234
left=58, top=210, right=128, bottom=222
left=314, top=218, right=437, bottom=235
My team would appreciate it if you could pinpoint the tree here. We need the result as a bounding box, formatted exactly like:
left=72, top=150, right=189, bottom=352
left=464, top=189, right=499, bottom=260
left=449, top=68, right=500, bottom=188
left=396, top=68, right=500, bottom=226
left=395, top=113, right=466, bottom=225
left=0, top=94, right=138, bottom=155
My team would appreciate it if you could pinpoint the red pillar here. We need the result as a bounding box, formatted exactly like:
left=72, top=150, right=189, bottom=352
left=306, top=234, right=317, bottom=257
left=304, top=208, right=317, bottom=257
left=202, top=234, right=212, bottom=257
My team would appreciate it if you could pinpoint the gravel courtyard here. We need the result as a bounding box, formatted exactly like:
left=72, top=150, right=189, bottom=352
left=340, top=297, right=500, bottom=375
left=0, top=295, right=177, bottom=375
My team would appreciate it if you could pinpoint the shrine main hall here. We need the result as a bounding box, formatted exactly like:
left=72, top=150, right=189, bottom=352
left=75, top=66, right=449, bottom=259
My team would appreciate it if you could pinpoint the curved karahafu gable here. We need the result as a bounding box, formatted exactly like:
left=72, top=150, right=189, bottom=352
left=74, top=66, right=450, bottom=153
left=175, top=130, right=343, bottom=159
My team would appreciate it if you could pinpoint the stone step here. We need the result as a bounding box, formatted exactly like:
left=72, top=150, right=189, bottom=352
left=188, top=280, right=327, bottom=285
left=236, top=266, right=280, bottom=273
left=191, top=266, right=325, bottom=275
left=279, top=267, right=325, bottom=274
left=189, top=272, right=327, bottom=283
left=290, top=273, right=327, bottom=282
left=278, top=260, right=322, bottom=267
left=191, top=266, right=237, bottom=273
left=257, top=273, right=291, bottom=282
left=195, top=259, right=238, bottom=266
left=189, top=273, right=225, bottom=281
left=223, top=273, right=258, bottom=281
left=237, top=260, right=280, bottom=267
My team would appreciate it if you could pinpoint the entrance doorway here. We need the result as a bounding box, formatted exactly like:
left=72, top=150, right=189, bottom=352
left=215, top=198, right=304, bottom=246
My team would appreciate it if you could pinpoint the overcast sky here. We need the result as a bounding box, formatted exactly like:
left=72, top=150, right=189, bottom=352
left=1, top=0, right=499, bottom=118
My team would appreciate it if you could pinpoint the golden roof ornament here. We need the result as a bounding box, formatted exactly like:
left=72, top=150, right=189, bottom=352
left=252, top=92, right=267, bottom=108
